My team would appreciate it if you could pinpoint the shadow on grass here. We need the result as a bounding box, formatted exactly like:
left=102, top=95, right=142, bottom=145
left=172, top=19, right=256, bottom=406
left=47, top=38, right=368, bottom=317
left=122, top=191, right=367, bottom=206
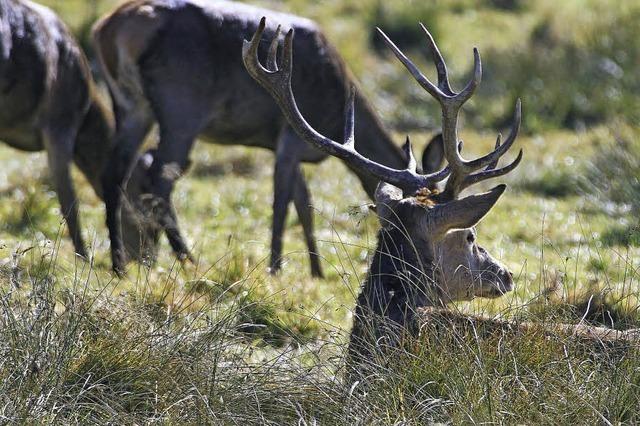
left=1, top=180, right=56, bottom=236
left=184, top=279, right=319, bottom=347
left=235, top=293, right=319, bottom=347
left=529, top=275, right=640, bottom=331
left=190, top=154, right=258, bottom=179
left=601, top=225, right=640, bottom=248
left=517, top=169, right=581, bottom=198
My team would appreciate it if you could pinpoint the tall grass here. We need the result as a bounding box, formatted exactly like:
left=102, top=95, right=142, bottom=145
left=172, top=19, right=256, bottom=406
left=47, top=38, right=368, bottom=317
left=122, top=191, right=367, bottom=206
left=0, top=244, right=345, bottom=423
left=1, top=234, right=640, bottom=423
left=2, top=0, right=640, bottom=422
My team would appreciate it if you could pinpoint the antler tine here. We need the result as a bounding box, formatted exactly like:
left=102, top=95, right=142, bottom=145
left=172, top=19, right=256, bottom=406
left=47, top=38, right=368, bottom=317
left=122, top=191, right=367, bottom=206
left=460, top=149, right=523, bottom=191
left=376, top=27, right=443, bottom=101
left=419, top=23, right=453, bottom=96
left=457, top=48, right=482, bottom=105
left=281, top=26, right=294, bottom=77
left=344, top=86, right=355, bottom=148
left=243, top=18, right=450, bottom=195
left=267, top=24, right=281, bottom=71
left=403, top=136, right=417, bottom=172
left=486, top=134, right=502, bottom=170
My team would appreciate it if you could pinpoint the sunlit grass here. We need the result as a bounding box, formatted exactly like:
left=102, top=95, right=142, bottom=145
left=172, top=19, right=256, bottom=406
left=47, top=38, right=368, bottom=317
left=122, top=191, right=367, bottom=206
left=2, top=0, right=640, bottom=422
left=2, top=125, right=638, bottom=332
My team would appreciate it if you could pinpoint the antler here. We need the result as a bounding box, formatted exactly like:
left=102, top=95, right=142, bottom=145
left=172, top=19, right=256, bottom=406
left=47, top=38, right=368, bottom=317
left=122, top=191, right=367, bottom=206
left=377, top=24, right=522, bottom=199
left=242, top=18, right=450, bottom=195
left=243, top=18, right=522, bottom=200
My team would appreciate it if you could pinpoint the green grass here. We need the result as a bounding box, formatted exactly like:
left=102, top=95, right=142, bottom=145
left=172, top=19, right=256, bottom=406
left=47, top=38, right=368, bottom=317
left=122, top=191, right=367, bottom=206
left=2, top=0, right=640, bottom=423
left=3, top=125, right=640, bottom=422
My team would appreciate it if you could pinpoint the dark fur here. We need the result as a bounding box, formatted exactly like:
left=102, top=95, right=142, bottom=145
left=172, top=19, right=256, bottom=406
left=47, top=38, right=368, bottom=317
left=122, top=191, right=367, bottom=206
left=93, top=0, right=411, bottom=276
left=348, top=216, right=440, bottom=368
left=0, top=0, right=149, bottom=259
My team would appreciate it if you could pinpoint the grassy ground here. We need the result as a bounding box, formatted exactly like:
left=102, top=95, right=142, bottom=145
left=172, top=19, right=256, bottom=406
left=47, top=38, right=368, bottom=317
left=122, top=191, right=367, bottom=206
left=2, top=0, right=640, bottom=423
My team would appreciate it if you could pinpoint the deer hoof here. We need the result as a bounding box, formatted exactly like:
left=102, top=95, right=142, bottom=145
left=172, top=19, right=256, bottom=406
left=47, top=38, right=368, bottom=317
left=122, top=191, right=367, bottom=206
left=112, top=251, right=128, bottom=278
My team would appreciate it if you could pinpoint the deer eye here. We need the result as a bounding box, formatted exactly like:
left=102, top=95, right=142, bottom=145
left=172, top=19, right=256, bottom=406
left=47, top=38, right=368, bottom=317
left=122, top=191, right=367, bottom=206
left=467, top=233, right=476, bottom=244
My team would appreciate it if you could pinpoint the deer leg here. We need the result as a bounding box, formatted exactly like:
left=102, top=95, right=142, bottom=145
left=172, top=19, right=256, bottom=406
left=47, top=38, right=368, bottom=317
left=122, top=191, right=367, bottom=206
left=102, top=110, right=152, bottom=274
left=161, top=204, right=191, bottom=262
left=43, top=128, right=86, bottom=257
left=292, top=166, right=323, bottom=278
left=145, top=127, right=196, bottom=263
left=271, top=127, right=306, bottom=274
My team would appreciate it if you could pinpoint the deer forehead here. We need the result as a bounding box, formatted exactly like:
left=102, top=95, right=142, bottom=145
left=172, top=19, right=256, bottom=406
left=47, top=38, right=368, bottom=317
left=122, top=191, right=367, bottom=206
left=414, top=187, right=440, bottom=207
left=391, top=199, right=476, bottom=238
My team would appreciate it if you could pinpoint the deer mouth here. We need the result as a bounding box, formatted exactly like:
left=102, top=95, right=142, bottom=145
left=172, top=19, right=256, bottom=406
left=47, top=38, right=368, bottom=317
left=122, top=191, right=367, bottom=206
left=476, top=269, right=514, bottom=298
left=484, top=285, right=512, bottom=298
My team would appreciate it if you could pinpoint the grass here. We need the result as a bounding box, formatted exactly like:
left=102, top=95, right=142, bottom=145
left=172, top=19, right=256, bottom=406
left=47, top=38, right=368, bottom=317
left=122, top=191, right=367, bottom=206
left=3, top=124, right=640, bottom=422
left=2, top=248, right=640, bottom=423
left=1, top=0, right=640, bottom=423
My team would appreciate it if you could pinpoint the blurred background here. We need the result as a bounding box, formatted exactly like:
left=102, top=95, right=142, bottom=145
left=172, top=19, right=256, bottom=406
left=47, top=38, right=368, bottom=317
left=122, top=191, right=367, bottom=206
left=3, top=0, right=640, bottom=325
left=45, top=0, right=640, bottom=132
left=1, top=2, right=640, bottom=421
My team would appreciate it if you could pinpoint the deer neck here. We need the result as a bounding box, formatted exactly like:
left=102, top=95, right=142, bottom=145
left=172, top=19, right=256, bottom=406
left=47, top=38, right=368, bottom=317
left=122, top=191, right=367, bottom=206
left=348, top=226, right=440, bottom=363
left=358, top=226, right=441, bottom=322
left=352, top=92, right=406, bottom=198
left=72, top=93, right=115, bottom=200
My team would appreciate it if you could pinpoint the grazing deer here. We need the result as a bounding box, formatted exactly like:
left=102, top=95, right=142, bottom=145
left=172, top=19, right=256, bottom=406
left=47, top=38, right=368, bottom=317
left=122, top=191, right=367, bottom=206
left=243, top=19, right=523, bottom=362
left=92, top=0, right=446, bottom=277
left=0, top=0, right=154, bottom=260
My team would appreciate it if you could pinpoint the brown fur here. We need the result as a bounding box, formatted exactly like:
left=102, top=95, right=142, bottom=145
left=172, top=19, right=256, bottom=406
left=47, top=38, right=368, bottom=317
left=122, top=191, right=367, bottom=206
left=414, top=187, right=439, bottom=207
left=92, top=0, right=423, bottom=276
left=0, top=0, right=152, bottom=260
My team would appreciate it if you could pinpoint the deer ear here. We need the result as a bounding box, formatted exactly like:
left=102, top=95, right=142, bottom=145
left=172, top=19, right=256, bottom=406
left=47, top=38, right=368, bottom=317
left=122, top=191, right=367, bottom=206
left=429, top=184, right=506, bottom=237
left=421, top=133, right=445, bottom=174
left=374, top=181, right=404, bottom=228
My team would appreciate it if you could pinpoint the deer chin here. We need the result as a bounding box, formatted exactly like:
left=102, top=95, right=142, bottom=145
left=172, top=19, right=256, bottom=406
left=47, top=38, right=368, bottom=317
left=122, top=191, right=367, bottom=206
left=474, top=270, right=515, bottom=299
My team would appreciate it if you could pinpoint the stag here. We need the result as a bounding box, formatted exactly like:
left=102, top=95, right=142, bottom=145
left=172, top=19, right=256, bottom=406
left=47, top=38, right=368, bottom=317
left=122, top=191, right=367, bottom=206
left=0, top=0, right=154, bottom=260
left=243, top=19, right=523, bottom=362
left=92, top=0, right=447, bottom=277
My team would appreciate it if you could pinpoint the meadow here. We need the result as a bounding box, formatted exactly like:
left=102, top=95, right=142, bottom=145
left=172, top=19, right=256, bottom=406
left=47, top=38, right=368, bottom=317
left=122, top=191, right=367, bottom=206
left=1, top=0, right=639, bottom=423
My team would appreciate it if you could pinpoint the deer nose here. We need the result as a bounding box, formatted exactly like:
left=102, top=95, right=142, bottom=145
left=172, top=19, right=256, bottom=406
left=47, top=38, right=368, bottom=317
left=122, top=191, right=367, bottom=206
left=492, top=267, right=513, bottom=292
left=501, top=269, right=515, bottom=291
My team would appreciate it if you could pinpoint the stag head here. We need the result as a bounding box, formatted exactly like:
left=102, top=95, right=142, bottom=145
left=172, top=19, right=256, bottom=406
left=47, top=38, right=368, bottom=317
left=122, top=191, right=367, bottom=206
left=243, top=19, right=522, bottom=302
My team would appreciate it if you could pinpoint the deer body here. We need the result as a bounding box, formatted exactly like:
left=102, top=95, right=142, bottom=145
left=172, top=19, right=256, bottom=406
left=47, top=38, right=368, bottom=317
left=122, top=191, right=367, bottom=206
left=93, top=0, right=409, bottom=276
left=0, top=0, right=152, bottom=259
left=244, top=18, right=523, bottom=365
